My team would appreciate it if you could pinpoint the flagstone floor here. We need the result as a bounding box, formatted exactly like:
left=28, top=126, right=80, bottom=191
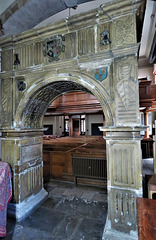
left=3, top=180, right=107, bottom=240
left=2, top=157, right=154, bottom=240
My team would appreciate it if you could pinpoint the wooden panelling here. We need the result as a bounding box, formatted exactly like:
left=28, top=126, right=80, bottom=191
left=47, top=91, right=102, bottom=115
left=137, top=197, right=156, bottom=240
left=54, top=92, right=98, bottom=106
left=139, top=80, right=151, bottom=99
left=47, top=81, right=156, bottom=115
left=43, top=136, right=106, bottom=184
left=139, top=80, right=156, bottom=110
left=151, top=84, right=156, bottom=99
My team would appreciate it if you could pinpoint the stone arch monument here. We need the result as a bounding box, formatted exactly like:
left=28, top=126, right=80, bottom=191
left=0, top=0, right=146, bottom=239
left=14, top=74, right=114, bottom=129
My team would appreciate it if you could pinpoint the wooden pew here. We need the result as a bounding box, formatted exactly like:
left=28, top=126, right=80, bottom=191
left=43, top=136, right=106, bottom=186
left=137, top=197, right=156, bottom=240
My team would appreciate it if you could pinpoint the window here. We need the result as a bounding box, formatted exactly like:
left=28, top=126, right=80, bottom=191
left=140, top=112, right=145, bottom=136
left=148, top=112, right=152, bottom=135
left=80, top=115, right=85, bottom=134
left=64, top=116, right=69, bottom=136
left=65, top=119, right=69, bottom=132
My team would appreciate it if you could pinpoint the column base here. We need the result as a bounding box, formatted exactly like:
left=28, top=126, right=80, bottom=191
left=103, top=216, right=138, bottom=240
left=8, top=188, right=48, bottom=222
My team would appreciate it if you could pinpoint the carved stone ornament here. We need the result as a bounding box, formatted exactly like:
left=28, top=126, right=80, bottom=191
left=95, top=67, right=108, bottom=81
left=43, top=35, right=65, bottom=62
left=17, top=80, right=27, bottom=92
left=100, top=30, right=111, bottom=45
left=117, top=64, right=135, bottom=110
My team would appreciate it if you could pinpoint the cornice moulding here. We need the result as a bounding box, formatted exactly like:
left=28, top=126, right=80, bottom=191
left=0, top=0, right=144, bottom=48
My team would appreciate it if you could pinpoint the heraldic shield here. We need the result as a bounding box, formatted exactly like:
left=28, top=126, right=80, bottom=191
left=44, top=36, right=65, bottom=61
left=94, top=67, right=108, bottom=81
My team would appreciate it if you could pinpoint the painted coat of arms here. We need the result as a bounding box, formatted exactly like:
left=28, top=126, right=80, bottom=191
left=95, top=67, right=108, bottom=81
left=44, top=36, right=65, bottom=62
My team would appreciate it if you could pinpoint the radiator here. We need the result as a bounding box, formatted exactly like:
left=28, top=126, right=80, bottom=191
left=71, top=156, right=107, bottom=182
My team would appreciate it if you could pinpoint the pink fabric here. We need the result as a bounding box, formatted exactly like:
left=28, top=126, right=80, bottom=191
left=0, top=162, right=12, bottom=237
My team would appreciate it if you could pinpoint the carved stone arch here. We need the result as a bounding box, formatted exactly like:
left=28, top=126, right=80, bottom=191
left=14, top=73, right=114, bottom=129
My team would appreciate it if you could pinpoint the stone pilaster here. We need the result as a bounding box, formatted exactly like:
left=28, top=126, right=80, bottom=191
left=1, top=129, right=48, bottom=221
left=100, top=126, right=146, bottom=240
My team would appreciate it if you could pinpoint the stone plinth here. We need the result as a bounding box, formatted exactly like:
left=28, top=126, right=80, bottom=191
left=1, top=129, right=48, bottom=221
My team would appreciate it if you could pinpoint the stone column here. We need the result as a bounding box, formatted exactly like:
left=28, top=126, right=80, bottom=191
left=1, top=129, right=48, bottom=221
left=100, top=126, right=146, bottom=240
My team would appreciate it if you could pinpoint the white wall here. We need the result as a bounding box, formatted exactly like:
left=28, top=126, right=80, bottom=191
left=138, top=66, right=154, bottom=83
left=43, top=116, right=64, bottom=136
left=85, top=114, right=103, bottom=135
left=43, top=114, right=104, bottom=136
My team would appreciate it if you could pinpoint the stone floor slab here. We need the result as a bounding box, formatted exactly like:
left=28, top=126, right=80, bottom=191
left=72, top=218, right=106, bottom=240
left=4, top=180, right=107, bottom=240
left=81, top=190, right=96, bottom=200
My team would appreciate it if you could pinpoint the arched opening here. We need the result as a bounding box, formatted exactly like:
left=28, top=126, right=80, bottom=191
left=14, top=75, right=113, bottom=129
left=13, top=75, right=111, bottom=185
left=43, top=90, right=105, bottom=137
left=3, top=75, right=111, bottom=227
left=42, top=90, right=107, bottom=186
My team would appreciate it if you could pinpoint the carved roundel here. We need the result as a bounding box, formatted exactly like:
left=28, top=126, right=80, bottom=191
left=18, top=80, right=27, bottom=92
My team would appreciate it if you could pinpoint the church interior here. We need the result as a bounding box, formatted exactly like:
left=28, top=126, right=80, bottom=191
left=0, top=0, right=156, bottom=239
